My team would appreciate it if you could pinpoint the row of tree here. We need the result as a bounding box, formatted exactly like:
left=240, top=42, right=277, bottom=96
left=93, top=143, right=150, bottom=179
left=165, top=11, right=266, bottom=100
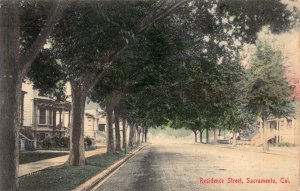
left=0, top=0, right=298, bottom=190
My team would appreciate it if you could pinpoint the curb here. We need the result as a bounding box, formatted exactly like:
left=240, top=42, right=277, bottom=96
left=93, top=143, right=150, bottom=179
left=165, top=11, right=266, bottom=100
left=74, top=144, right=148, bottom=191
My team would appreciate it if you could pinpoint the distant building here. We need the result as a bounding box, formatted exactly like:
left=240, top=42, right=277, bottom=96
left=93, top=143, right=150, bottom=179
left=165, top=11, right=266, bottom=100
left=249, top=115, right=300, bottom=146
left=247, top=32, right=300, bottom=146
left=84, top=109, right=106, bottom=146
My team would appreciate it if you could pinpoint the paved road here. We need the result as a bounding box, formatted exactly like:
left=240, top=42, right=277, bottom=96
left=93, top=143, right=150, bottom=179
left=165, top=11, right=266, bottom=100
left=95, top=143, right=298, bottom=191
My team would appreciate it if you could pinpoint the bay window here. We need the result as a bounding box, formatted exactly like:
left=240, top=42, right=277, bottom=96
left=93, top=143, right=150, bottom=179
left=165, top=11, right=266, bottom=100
left=38, top=108, right=53, bottom=125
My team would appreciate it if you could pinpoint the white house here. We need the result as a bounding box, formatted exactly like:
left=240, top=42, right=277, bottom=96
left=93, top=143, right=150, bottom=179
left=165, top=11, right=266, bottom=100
left=21, top=81, right=107, bottom=144
left=21, top=81, right=71, bottom=140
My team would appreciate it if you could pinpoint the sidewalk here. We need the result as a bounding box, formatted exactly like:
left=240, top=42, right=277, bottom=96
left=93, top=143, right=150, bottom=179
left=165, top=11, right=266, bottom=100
left=216, top=144, right=299, bottom=158
left=19, top=147, right=107, bottom=177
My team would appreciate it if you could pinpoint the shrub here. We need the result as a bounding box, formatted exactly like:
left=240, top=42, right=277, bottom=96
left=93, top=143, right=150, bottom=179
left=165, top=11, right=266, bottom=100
left=52, top=136, right=61, bottom=147
left=278, top=142, right=295, bottom=147
left=20, top=128, right=34, bottom=140
left=42, top=138, right=53, bottom=149
left=84, top=137, right=93, bottom=148
left=60, top=137, right=70, bottom=148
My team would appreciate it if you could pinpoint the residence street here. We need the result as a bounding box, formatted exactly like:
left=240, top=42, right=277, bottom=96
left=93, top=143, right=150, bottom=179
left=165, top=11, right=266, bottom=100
left=94, top=143, right=298, bottom=191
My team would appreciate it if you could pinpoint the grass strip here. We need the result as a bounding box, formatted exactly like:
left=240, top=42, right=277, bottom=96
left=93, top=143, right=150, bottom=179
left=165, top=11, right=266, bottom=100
left=18, top=147, right=139, bottom=191
left=20, top=152, right=69, bottom=164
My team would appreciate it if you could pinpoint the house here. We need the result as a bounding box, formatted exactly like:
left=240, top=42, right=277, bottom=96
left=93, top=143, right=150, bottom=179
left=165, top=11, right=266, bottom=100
left=247, top=32, right=300, bottom=146
left=84, top=109, right=106, bottom=146
left=21, top=81, right=107, bottom=146
left=22, top=81, right=72, bottom=140
left=249, top=114, right=300, bottom=146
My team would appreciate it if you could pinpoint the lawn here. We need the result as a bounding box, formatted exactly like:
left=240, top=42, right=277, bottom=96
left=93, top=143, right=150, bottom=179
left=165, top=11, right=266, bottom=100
left=19, top=152, right=69, bottom=164
left=18, top=149, right=135, bottom=191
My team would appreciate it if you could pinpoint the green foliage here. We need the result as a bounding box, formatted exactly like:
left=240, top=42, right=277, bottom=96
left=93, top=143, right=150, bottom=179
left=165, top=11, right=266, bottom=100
left=246, top=41, right=295, bottom=119
left=49, top=0, right=296, bottom=133
left=51, top=0, right=152, bottom=78
left=51, top=137, right=61, bottom=147
left=19, top=152, right=68, bottom=164
left=19, top=0, right=53, bottom=50
left=41, top=137, right=70, bottom=149
left=60, top=137, right=70, bottom=148
left=20, top=0, right=68, bottom=101
left=19, top=149, right=137, bottom=191
left=20, top=128, right=34, bottom=140
left=84, top=136, right=93, bottom=148
left=218, top=0, right=294, bottom=36
left=42, top=137, right=53, bottom=149
left=26, top=49, right=67, bottom=101
left=89, top=22, right=185, bottom=128
left=278, top=142, right=296, bottom=147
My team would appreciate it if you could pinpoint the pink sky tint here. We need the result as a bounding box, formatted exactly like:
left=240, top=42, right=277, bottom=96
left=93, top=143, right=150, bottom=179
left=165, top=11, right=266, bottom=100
left=280, top=31, right=300, bottom=100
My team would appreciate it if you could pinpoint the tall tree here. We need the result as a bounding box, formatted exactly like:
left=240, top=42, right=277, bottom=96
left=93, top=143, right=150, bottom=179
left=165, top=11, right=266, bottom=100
left=51, top=0, right=188, bottom=165
left=0, top=0, right=69, bottom=189
left=114, top=104, right=122, bottom=151
left=246, top=42, right=295, bottom=151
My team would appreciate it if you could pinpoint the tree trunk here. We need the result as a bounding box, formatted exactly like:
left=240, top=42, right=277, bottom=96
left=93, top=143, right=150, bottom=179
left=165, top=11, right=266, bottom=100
left=232, top=131, right=237, bottom=146
left=106, top=103, right=115, bottom=154
left=193, top=130, right=197, bottom=143
left=122, top=119, right=127, bottom=149
left=136, top=125, right=141, bottom=145
left=128, top=122, right=134, bottom=147
left=141, top=127, right=144, bottom=143
left=213, top=129, right=218, bottom=144
left=262, top=118, right=269, bottom=151
left=144, top=127, right=148, bottom=143
left=0, top=1, right=68, bottom=189
left=114, top=108, right=121, bottom=151
left=0, top=1, right=19, bottom=189
left=199, top=129, right=203, bottom=143
left=68, top=81, right=86, bottom=166
left=206, top=128, right=209, bottom=144
left=133, top=124, right=137, bottom=145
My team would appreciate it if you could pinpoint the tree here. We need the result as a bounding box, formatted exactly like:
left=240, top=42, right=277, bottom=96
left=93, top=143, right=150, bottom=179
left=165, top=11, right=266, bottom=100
left=51, top=0, right=188, bottom=165
left=26, top=49, right=67, bottom=101
left=246, top=41, right=295, bottom=151
left=222, top=102, right=256, bottom=146
left=52, top=0, right=295, bottom=164
left=114, top=104, right=122, bottom=151
left=122, top=118, right=127, bottom=148
left=0, top=0, right=69, bottom=189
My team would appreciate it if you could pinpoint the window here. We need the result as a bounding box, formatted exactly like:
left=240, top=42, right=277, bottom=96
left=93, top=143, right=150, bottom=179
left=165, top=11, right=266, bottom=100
left=98, top=124, right=105, bottom=131
left=270, top=121, right=277, bottom=130
left=48, top=110, right=53, bottom=125
left=39, top=108, right=46, bottom=124
left=38, top=108, right=53, bottom=125
left=287, top=119, right=292, bottom=127
left=280, top=120, right=284, bottom=126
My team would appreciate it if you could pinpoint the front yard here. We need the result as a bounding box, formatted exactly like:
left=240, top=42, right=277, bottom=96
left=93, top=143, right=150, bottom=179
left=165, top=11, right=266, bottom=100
left=18, top=147, right=139, bottom=191
left=19, top=152, right=69, bottom=164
